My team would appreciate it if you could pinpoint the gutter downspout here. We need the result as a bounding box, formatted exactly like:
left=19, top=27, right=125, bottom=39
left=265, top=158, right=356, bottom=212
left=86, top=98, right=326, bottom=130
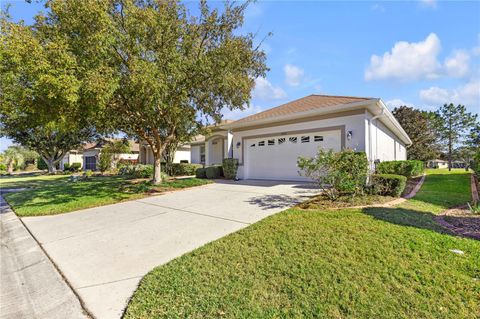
left=368, top=108, right=386, bottom=172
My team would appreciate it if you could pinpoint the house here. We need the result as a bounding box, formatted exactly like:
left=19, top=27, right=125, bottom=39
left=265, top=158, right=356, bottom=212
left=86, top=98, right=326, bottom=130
left=427, top=159, right=448, bottom=169
left=138, top=143, right=191, bottom=165
left=190, top=94, right=412, bottom=181
left=60, top=139, right=140, bottom=171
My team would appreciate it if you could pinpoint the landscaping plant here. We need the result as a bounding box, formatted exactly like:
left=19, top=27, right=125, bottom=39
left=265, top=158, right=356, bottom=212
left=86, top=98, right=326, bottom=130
left=371, top=174, right=407, bottom=197
left=376, top=160, right=424, bottom=178
left=297, top=149, right=368, bottom=200
left=223, top=158, right=239, bottom=180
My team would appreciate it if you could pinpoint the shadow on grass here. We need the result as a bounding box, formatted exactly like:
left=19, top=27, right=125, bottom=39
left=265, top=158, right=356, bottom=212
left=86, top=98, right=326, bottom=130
left=362, top=206, right=448, bottom=234
left=4, top=176, right=139, bottom=213
left=247, top=194, right=309, bottom=210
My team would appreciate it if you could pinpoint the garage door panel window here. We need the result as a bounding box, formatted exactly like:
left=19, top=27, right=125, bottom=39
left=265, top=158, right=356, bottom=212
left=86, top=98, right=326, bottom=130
left=268, top=139, right=275, bottom=145
left=250, top=143, right=255, bottom=147
left=314, top=135, right=324, bottom=142
left=278, top=138, right=286, bottom=144
left=301, top=136, right=310, bottom=143
left=258, top=141, right=265, bottom=146
left=289, top=137, right=297, bottom=143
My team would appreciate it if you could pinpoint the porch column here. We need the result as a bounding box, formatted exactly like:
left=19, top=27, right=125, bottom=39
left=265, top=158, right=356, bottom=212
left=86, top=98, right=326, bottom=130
left=227, top=130, right=233, bottom=158
left=205, top=140, right=211, bottom=166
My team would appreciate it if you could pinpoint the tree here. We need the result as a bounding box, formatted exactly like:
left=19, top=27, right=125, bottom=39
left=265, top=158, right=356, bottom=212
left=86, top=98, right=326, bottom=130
left=435, top=103, right=477, bottom=171
left=53, top=0, right=267, bottom=183
left=2, top=146, right=25, bottom=173
left=0, top=10, right=106, bottom=173
left=102, top=139, right=131, bottom=169
left=454, top=146, right=476, bottom=171
left=392, top=106, right=441, bottom=161
left=466, top=123, right=480, bottom=149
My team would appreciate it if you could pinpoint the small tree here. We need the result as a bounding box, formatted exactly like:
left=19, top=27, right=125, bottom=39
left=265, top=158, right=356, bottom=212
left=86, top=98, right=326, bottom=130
left=53, top=0, right=267, bottom=184
left=103, top=139, right=131, bottom=169
left=392, top=106, right=441, bottom=161
left=435, top=103, right=477, bottom=171
left=297, top=149, right=369, bottom=201
left=98, top=151, right=113, bottom=173
left=2, top=146, right=25, bottom=174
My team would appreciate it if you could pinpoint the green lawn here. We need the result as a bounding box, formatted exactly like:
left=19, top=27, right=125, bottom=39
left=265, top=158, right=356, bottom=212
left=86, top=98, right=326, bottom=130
left=400, top=168, right=472, bottom=214
left=124, top=169, right=479, bottom=319
left=1, top=174, right=210, bottom=217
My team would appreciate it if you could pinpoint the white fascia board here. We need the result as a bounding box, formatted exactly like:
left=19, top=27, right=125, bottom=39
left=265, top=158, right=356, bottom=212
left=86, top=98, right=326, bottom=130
left=223, top=99, right=378, bottom=130
left=372, top=100, right=412, bottom=146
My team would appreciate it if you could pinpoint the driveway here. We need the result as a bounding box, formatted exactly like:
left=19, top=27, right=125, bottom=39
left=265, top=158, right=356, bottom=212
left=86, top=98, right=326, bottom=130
left=21, top=180, right=318, bottom=319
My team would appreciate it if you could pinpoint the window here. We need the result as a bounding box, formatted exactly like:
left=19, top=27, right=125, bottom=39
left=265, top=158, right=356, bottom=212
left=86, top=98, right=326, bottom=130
left=278, top=138, right=286, bottom=144
left=301, top=136, right=310, bottom=143
left=258, top=141, right=265, bottom=146
left=314, top=135, right=323, bottom=142
left=268, top=139, right=275, bottom=145
left=289, top=137, right=297, bottom=143
left=250, top=143, right=255, bottom=147
left=200, top=146, right=205, bottom=163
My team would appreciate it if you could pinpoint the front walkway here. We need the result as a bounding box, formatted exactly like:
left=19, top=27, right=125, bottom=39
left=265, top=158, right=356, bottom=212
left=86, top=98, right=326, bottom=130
left=0, top=194, right=87, bottom=319
left=21, top=180, right=318, bottom=319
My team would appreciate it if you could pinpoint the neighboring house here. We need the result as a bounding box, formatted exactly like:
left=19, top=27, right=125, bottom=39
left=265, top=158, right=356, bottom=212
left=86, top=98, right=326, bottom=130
left=138, top=143, right=191, bottom=164
left=427, top=159, right=448, bottom=169
left=60, top=139, right=139, bottom=171
left=191, top=94, right=412, bottom=181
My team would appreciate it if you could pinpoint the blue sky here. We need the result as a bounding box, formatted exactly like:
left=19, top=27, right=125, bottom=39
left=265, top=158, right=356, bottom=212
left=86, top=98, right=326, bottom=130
left=1, top=0, right=479, bottom=151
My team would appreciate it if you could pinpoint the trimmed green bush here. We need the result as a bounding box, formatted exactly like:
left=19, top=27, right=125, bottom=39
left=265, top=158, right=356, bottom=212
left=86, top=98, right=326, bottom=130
left=205, top=166, right=221, bottom=179
left=133, top=164, right=154, bottom=178
left=0, top=163, right=6, bottom=171
left=298, top=149, right=369, bottom=200
left=195, top=167, right=206, bottom=178
left=222, top=158, right=239, bottom=180
left=63, top=163, right=71, bottom=171
left=37, top=157, right=48, bottom=170
left=376, top=160, right=424, bottom=178
left=372, top=174, right=407, bottom=197
left=170, top=163, right=203, bottom=176
left=70, top=162, right=82, bottom=172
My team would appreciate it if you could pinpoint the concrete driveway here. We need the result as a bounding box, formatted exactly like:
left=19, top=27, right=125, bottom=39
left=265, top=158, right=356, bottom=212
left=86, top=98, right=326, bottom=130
left=21, top=180, right=318, bottom=319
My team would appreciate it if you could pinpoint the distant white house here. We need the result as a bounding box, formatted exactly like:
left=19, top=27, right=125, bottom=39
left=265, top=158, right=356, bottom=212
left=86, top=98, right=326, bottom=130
left=60, top=139, right=139, bottom=171
left=188, top=94, right=412, bottom=181
left=427, top=159, right=448, bottom=169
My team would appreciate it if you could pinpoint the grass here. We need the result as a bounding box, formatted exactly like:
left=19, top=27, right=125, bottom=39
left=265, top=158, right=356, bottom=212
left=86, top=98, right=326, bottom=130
left=400, top=168, right=472, bottom=214
left=1, top=174, right=211, bottom=217
left=124, top=168, right=479, bottom=319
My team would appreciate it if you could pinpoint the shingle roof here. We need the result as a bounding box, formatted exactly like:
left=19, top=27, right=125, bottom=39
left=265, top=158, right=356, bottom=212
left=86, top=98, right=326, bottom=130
left=233, top=94, right=373, bottom=125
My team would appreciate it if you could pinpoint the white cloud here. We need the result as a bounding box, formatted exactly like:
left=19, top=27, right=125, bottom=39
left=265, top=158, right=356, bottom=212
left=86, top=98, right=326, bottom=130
left=284, top=64, right=305, bottom=86
left=371, top=4, right=385, bottom=12
left=385, top=99, right=415, bottom=110
left=419, top=79, right=480, bottom=110
left=252, top=77, right=286, bottom=100
left=365, top=33, right=441, bottom=81
left=444, top=50, right=470, bottom=78
left=419, top=0, right=437, bottom=8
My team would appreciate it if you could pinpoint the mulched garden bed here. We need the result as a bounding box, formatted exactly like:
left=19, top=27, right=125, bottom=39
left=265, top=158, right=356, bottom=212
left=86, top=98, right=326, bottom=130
left=434, top=207, right=480, bottom=240
left=298, top=194, right=397, bottom=210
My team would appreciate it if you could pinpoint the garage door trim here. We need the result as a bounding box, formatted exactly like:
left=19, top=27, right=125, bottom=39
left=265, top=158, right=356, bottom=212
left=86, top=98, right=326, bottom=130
left=239, top=124, right=345, bottom=165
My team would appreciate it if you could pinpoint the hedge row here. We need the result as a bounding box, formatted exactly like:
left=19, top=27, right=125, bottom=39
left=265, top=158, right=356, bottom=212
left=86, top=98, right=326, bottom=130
left=195, top=166, right=223, bottom=179
left=376, top=160, right=424, bottom=178
left=371, top=174, right=407, bottom=197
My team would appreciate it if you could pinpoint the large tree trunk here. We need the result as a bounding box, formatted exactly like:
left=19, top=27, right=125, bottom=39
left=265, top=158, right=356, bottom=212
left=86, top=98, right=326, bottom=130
left=7, top=161, right=14, bottom=174
left=45, top=158, right=57, bottom=174
left=153, top=154, right=163, bottom=184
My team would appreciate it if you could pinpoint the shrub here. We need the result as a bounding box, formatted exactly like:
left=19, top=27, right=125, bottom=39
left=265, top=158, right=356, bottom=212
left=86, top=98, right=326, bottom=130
left=83, top=169, right=93, bottom=179
left=170, top=163, right=203, bottom=176
left=133, top=164, right=154, bottom=178
left=99, top=152, right=112, bottom=173
left=70, top=162, right=82, bottom=172
left=222, top=158, right=238, bottom=180
left=195, top=167, right=206, bottom=178
left=376, top=160, right=424, bottom=178
left=180, top=160, right=189, bottom=163
left=372, top=174, right=407, bottom=197
left=0, top=163, right=7, bottom=171
left=298, top=149, right=369, bottom=200
left=63, top=163, right=71, bottom=171
left=37, top=157, right=48, bottom=170
left=205, top=166, right=221, bottom=179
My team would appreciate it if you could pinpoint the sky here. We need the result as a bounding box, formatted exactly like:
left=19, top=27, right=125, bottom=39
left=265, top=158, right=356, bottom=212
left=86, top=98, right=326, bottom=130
left=1, top=0, right=479, bottom=151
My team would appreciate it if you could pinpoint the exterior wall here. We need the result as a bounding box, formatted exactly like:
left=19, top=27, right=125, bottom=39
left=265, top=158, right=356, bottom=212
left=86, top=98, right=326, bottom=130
left=118, top=153, right=139, bottom=161
left=367, top=113, right=407, bottom=164
left=191, top=145, right=202, bottom=164
left=140, top=147, right=191, bottom=164
left=60, top=152, right=84, bottom=170
left=231, top=113, right=367, bottom=179
left=173, top=147, right=191, bottom=163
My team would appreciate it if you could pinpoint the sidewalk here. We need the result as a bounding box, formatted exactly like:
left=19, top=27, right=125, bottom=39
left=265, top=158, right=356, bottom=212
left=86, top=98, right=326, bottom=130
left=0, top=194, right=88, bottom=319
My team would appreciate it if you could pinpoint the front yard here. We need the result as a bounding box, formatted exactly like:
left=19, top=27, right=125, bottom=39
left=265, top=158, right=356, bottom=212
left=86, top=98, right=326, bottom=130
left=124, top=169, right=479, bottom=318
left=0, top=174, right=210, bottom=216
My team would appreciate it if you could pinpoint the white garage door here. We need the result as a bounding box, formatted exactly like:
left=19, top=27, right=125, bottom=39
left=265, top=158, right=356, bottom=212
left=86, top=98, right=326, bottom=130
left=244, top=129, right=342, bottom=181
